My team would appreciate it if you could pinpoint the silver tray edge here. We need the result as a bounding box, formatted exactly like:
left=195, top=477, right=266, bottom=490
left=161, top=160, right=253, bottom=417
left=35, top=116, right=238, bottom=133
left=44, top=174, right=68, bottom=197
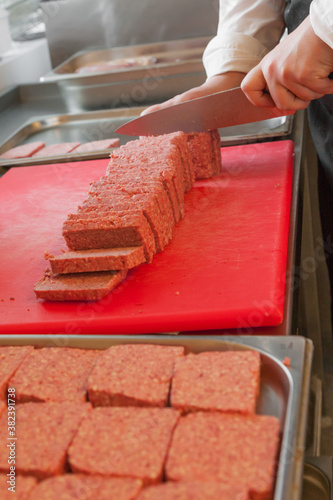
left=0, top=334, right=312, bottom=500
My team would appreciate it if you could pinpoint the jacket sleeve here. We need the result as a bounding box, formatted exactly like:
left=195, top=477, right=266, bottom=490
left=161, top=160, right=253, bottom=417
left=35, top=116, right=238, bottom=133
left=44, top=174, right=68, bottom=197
left=203, top=0, right=286, bottom=78
left=310, top=0, right=333, bottom=49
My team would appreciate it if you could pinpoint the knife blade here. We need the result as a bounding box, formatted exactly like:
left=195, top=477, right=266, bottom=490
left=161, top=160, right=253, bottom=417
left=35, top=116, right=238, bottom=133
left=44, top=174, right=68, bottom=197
left=115, top=87, right=294, bottom=136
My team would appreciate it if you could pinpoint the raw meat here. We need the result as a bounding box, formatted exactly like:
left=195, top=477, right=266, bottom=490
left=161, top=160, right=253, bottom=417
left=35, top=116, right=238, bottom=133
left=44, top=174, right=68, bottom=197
left=170, top=350, right=261, bottom=414
left=136, top=481, right=249, bottom=500
left=88, top=344, right=184, bottom=407
left=63, top=211, right=156, bottom=262
left=33, top=142, right=80, bottom=157
left=0, top=402, right=91, bottom=479
left=0, top=474, right=37, bottom=500
left=68, top=407, right=180, bottom=484
left=0, top=346, right=34, bottom=399
left=47, top=246, right=145, bottom=274
left=166, top=412, right=280, bottom=500
left=9, top=347, right=100, bottom=403
left=187, top=130, right=222, bottom=179
left=74, top=138, right=120, bottom=153
left=27, top=474, right=142, bottom=500
left=0, top=142, right=45, bottom=160
left=34, top=269, right=127, bottom=301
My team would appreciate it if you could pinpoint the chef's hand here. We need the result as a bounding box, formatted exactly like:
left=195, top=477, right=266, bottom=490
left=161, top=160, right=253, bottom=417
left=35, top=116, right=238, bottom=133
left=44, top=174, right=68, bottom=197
left=141, top=72, right=246, bottom=115
left=241, top=16, right=333, bottom=111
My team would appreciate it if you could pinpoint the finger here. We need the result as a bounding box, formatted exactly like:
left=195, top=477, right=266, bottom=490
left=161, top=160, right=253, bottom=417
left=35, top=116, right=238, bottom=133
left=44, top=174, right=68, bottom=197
left=141, top=87, right=205, bottom=116
left=241, top=68, right=276, bottom=107
left=280, top=81, right=325, bottom=101
left=266, top=82, right=311, bottom=110
left=141, top=97, right=178, bottom=115
left=313, top=77, right=333, bottom=95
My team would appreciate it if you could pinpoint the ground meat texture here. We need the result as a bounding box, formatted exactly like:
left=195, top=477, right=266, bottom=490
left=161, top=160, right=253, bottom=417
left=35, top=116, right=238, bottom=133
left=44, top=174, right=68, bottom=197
left=0, top=142, right=45, bottom=160
left=106, top=163, right=181, bottom=217
left=170, top=350, right=261, bottom=414
left=89, top=202, right=169, bottom=252
left=0, top=402, right=91, bottom=479
left=33, top=142, right=80, bottom=157
left=74, top=138, right=120, bottom=153
left=128, top=135, right=190, bottom=193
left=0, top=474, right=37, bottom=500
left=9, top=347, right=100, bottom=403
left=68, top=407, right=180, bottom=485
left=48, top=246, right=145, bottom=274
left=136, top=481, right=249, bottom=500
left=72, top=193, right=172, bottom=253
left=166, top=412, right=280, bottom=500
left=0, top=346, right=34, bottom=399
left=0, top=402, right=5, bottom=416
left=210, top=129, right=222, bottom=175
left=82, top=187, right=175, bottom=241
left=63, top=211, right=156, bottom=262
left=98, top=180, right=176, bottom=227
left=157, top=132, right=195, bottom=191
left=101, top=170, right=180, bottom=224
left=187, top=132, right=216, bottom=179
left=89, top=176, right=178, bottom=226
left=109, top=142, right=185, bottom=220
left=88, top=344, right=185, bottom=407
left=34, top=269, right=127, bottom=301
left=27, top=475, right=142, bottom=500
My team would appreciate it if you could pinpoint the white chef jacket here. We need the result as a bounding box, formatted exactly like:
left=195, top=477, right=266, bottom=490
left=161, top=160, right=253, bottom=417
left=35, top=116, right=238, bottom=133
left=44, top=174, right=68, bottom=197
left=203, top=0, right=333, bottom=79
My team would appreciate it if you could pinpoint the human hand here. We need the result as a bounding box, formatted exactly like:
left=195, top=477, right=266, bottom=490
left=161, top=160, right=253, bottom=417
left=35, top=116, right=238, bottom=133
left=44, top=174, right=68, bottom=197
left=241, top=16, right=333, bottom=111
left=141, top=72, right=246, bottom=115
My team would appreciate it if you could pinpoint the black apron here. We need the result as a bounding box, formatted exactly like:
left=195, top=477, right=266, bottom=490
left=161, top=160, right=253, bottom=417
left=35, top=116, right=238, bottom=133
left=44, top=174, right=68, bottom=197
left=285, top=0, right=333, bottom=320
left=284, top=0, right=333, bottom=189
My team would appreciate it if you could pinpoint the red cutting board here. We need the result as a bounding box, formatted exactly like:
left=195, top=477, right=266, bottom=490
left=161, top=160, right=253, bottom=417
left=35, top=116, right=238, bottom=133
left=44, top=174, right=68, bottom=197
left=0, top=140, right=293, bottom=335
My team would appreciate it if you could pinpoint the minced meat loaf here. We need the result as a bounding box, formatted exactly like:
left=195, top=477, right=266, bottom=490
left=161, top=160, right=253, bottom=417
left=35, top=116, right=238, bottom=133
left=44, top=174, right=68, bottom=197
left=166, top=412, right=280, bottom=500
left=71, top=194, right=172, bottom=253
left=74, top=138, right=120, bottom=153
left=105, top=166, right=182, bottom=223
left=47, top=247, right=145, bottom=274
left=34, top=269, right=127, bottom=301
left=109, top=141, right=185, bottom=219
left=126, top=133, right=193, bottom=192
left=136, top=481, right=249, bottom=500
left=0, top=142, right=45, bottom=160
left=88, top=344, right=184, bottom=407
left=84, top=184, right=175, bottom=238
left=33, top=142, right=80, bottom=157
left=9, top=347, right=100, bottom=403
left=68, top=407, right=180, bottom=485
left=210, top=129, right=222, bottom=175
left=27, top=475, right=142, bottom=500
left=0, top=346, right=34, bottom=399
left=156, top=132, right=195, bottom=190
left=63, top=211, right=156, bottom=262
left=186, top=130, right=222, bottom=179
left=0, top=402, right=91, bottom=479
left=0, top=474, right=37, bottom=500
left=170, top=350, right=260, bottom=414
left=88, top=176, right=178, bottom=225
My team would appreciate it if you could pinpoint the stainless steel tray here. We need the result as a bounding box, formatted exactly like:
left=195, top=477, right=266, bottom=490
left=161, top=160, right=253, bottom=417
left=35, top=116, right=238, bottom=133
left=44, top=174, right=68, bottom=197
left=0, top=107, right=143, bottom=168
left=303, top=458, right=332, bottom=500
left=0, top=334, right=313, bottom=500
left=41, top=37, right=210, bottom=112
left=43, top=38, right=209, bottom=78
left=0, top=107, right=293, bottom=168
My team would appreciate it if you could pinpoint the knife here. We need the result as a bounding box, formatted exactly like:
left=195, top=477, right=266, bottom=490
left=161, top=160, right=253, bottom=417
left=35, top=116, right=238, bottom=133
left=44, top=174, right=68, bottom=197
left=115, top=87, right=294, bottom=136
